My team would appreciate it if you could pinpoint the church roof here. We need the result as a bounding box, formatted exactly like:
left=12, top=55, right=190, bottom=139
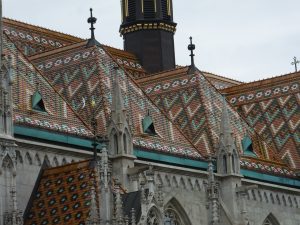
left=136, top=66, right=299, bottom=177
left=28, top=41, right=202, bottom=159
left=223, top=71, right=300, bottom=168
left=4, top=34, right=93, bottom=139
left=3, top=18, right=299, bottom=179
left=24, top=160, right=98, bottom=225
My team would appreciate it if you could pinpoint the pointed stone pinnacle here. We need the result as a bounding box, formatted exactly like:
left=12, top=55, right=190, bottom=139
left=112, top=73, right=125, bottom=113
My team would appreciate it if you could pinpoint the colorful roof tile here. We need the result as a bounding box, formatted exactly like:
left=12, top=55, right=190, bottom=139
left=3, top=18, right=82, bottom=56
left=223, top=72, right=300, bottom=168
left=24, top=160, right=97, bottom=225
left=136, top=67, right=282, bottom=163
left=4, top=34, right=93, bottom=138
left=29, top=42, right=202, bottom=159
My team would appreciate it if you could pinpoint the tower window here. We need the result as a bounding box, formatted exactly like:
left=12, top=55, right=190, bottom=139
left=32, top=91, right=47, bottom=113
left=127, top=0, right=136, bottom=22
left=161, top=0, right=171, bottom=20
left=143, top=0, right=156, bottom=19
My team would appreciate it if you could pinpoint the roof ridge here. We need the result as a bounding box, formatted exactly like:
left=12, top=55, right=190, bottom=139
left=3, top=17, right=83, bottom=42
left=201, top=70, right=243, bottom=84
left=224, top=71, right=300, bottom=92
left=29, top=40, right=87, bottom=59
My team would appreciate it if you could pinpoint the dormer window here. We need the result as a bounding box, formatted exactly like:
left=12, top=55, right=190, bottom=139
left=242, top=135, right=256, bottom=157
left=142, top=111, right=157, bottom=135
left=32, top=91, right=47, bottom=113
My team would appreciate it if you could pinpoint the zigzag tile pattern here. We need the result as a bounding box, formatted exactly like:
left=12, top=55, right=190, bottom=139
left=137, top=68, right=278, bottom=161
left=224, top=73, right=300, bottom=168
left=5, top=35, right=92, bottom=137
left=31, top=43, right=202, bottom=159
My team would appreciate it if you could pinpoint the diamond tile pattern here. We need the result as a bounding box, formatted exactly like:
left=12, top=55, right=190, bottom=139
left=24, top=160, right=97, bottom=225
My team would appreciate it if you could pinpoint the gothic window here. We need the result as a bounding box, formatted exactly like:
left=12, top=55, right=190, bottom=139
left=223, top=155, right=227, bottom=173
left=164, top=198, right=191, bottom=225
left=114, top=133, right=119, bottom=154
left=147, top=207, right=160, bottom=225
left=263, top=213, right=280, bottom=225
left=164, top=208, right=182, bottom=225
left=123, top=133, right=127, bottom=154
left=32, top=91, right=47, bottom=113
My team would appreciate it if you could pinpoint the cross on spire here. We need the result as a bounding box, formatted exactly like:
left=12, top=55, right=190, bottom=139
left=88, top=8, right=96, bottom=40
left=291, top=56, right=300, bottom=72
left=188, top=36, right=196, bottom=67
left=86, top=8, right=100, bottom=47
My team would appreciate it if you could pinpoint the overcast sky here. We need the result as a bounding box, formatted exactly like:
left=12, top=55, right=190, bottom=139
left=3, top=0, right=300, bottom=82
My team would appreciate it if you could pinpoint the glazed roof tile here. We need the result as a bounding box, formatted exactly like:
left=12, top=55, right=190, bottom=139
left=5, top=34, right=93, bottom=138
left=136, top=67, right=293, bottom=172
left=3, top=18, right=82, bottom=57
left=29, top=41, right=202, bottom=159
left=24, top=160, right=98, bottom=225
left=223, top=71, right=300, bottom=168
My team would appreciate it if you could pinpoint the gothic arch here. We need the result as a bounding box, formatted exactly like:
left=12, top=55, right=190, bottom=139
left=110, top=128, right=118, bottom=155
left=25, top=152, right=33, bottom=165
left=147, top=206, right=163, bottom=225
left=263, top=213, right=280, bottom=225
left=43, top=155, right=51, bottom=167
left=16, top=151, right=23, bottom=165
left=164, top=198, right=192, bottom=225
left=62, top=158, right=67, bottom=165
left=53, top=157, right=59, bottom=167
left=34, top=153, right=41, bottom=166
left=2, top=154, right=14, bottom=170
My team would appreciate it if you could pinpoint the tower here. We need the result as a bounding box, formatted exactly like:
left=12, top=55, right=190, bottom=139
left=120, top=0, right=177, bottom=73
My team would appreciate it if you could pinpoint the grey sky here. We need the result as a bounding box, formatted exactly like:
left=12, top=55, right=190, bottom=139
left=3, top=0, right=300, bottom=82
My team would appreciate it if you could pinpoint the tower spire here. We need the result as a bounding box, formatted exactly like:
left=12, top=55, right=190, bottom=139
left=216, top=96, right=240, bottom=175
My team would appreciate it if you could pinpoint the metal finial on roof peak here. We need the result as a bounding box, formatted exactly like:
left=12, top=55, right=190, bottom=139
left=291, top=56, right=299, bottom=72
left=188, top=36, right=195, bottom=67
left=86, top=8, right=100, bottom=47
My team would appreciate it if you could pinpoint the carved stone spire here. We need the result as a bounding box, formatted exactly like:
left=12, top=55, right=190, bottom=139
left=205, top=158, right=219, bottom=225
left=114, top=180, right=124, bottom=225
left=87, top=187, right=100, bottom=225
left=216, top=97, right=240, bottom=175
left=100, top=147, right=112, bottom=225
left=108, top=69, right=133, bottom=156
left=108, top=68, right=135, bottom=189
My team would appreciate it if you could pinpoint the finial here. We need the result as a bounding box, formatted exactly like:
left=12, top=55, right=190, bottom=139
left=88, top=8, right=97, bottom=40
left=291, top=56, right=299, bottom=72
left=86, top=8, right=100, bottom=47
left=188, top=36, right=195, bottom=67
